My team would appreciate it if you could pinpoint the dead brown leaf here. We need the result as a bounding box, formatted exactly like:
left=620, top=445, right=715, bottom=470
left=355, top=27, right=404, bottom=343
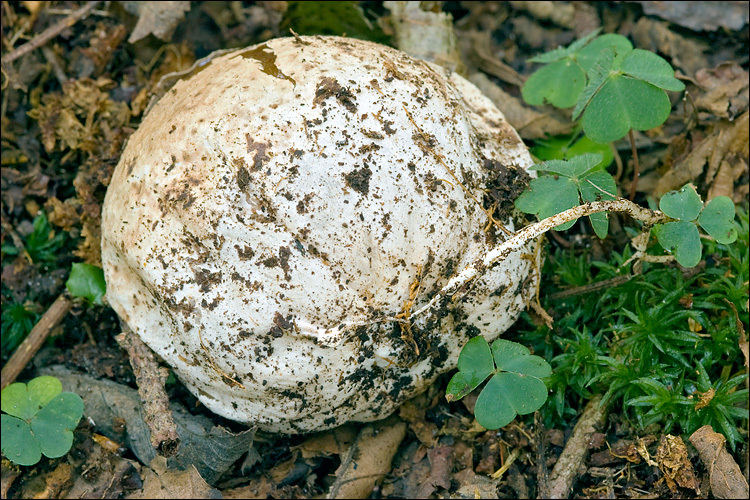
left=122, top=1, right=192, bottom=43
left=693, top=62, right=749, bottom=120
left=126, top=456, right=220, bottom=499
left=328, top=416, right=407, bottom=499
left=416, top=446, right=453, bottom=498
left=29, top=462, right=73, bottom=499
left=689, top=426, right=749, bottom=499
left=468, top=73, right=573, bottom=140
left=636, top=1, right=749, bottom=32
left=655, top=111, right=749, bottom=196
left=631, top=17, right=710, bottom=76
left=297, top=424, right=358, bottom=459
left=452, top=468, right=500, bottom=499
left=655, top=435, right=700, bottom=494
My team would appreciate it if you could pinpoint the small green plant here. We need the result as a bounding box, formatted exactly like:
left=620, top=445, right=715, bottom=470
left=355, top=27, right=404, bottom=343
left=653, top=184, right=738, bottom=267
left=446, top=29, right=744, bottom=443
left=1, top=376, right=84, bottom=466
left=1, top=295, right=40, bottom=358
left=446, top=337, right=551, bottom=429
left=522, top=30, right=685, bottom=144
left=0, top=211, right=65, bottom=264
left=66, top=263, right=107, bottom=305
left=515, top=153, right=616, bottom=238
left=530, top=129, right=613, bottom=170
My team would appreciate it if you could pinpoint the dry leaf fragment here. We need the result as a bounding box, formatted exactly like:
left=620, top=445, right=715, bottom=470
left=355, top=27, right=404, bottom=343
left=468, top=73, right=573, bottom=140
left=297, top=425, right=358, bottom=459
left=127, top=456, right=220, bottom=499
left=328, top=417, right=407, bottom=499
left=121, top=1, right=191, bottom=43
left=694, top=62, right=750, bottom=120
left=416, top=446, right=453, bottom=498
left=655, top=435, right=700, bottom=494
left=635, top=1, right=749, bottom=32
left=655, top=111, right=749, bottom=195
left=689, top=425, right=750, bottom=499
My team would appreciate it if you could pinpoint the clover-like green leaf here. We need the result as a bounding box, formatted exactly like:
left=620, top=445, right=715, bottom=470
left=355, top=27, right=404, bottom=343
left=581, top=76, right=671, bottom=144
left=579, top=170, right=618, bottom=238
left=527, top=29, right=601, bottom=64
left=573, top=47, right=615, bottom=121
left=519, top=154, right=615, bottom=236
left=659, top=184, right=703, bottom=221
left=472, top=339, right=551, bottom=429
left=491, top=339, right=552, bottom=379
left=653, top=221, right=702, bottom=267
left=514, top=175, right=580, bottom=231
left=1, top=414, right=41, bottom=466
left=32, top=393, right=84, bottom=459
left=697, top=196, right=738, bottom=244
left=576, top=33, right=632, bottom=73
left=1, top=376, right=62, bottom=421
left=620, top=49, right=685, bottom=92
left=522, top=60, right=586, bottom=108
left=531, top=153, right=603, bottom=179
left=1, top=376, right=84, bottom=466
left=66, top=263, right=106, bottom=305
left=446, top=336, right=494, bottom=401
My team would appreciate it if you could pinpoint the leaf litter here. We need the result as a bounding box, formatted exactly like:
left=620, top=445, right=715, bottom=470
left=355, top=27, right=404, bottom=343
left=1, top=2, right=748, bottom=499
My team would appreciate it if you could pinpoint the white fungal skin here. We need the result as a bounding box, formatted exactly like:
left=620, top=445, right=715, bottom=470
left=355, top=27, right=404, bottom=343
left=101, top=36, right=540, bottom=433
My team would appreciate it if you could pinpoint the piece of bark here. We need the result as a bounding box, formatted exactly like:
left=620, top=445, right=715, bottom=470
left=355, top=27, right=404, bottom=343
left=689, top=425, right=749, bottom=499
left=116, top=325, right=180, bottom=457
left=548, top=395, right=608, bottom=499
left=327, top=416, right=407, bottom=499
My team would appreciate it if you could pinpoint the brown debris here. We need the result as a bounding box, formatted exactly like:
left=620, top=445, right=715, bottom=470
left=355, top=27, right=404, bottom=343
left=655, top=434, right=700, bottom=494
left=689, top=426, right=750, bottom=499
left=115, top=326, right=180, bottom=458
left=548, top=395, right=608, bottom=499
left=327, top=416, right=407, bottom=499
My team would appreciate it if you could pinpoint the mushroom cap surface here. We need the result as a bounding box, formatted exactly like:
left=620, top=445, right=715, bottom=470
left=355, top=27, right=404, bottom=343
left=101, top=36, right=539, bottom=433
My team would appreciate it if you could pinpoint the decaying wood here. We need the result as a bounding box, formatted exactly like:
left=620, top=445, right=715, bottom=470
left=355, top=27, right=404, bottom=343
left=1, top=292, right=72, bottom=390
left=548, top=395, right=608, bottom=499
left=115, top=325, right=180, bottom=457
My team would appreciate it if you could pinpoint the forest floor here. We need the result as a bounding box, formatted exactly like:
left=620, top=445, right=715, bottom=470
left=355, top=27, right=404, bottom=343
left=1, top=2, right=748, bottom=499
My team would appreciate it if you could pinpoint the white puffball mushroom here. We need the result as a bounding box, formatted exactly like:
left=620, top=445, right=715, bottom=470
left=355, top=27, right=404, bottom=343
left=101, top=36, right=539, bottom=434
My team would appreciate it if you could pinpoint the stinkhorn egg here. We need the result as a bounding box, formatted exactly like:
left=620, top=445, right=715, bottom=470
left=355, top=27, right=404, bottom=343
left=101, top=35, right=539, bottom=433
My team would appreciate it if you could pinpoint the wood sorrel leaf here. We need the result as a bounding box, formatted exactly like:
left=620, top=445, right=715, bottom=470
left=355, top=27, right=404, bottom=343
left=697, top=196, right=738, bottom=244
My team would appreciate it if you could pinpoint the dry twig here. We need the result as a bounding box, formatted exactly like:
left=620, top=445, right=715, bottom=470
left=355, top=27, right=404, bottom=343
left=115, top=324, right=180, bottom=457
left=1, top=292, right=73, bottom=389
left=548, top=395, right=608, bottom=499
left=1, top=1, right=101, bottom=65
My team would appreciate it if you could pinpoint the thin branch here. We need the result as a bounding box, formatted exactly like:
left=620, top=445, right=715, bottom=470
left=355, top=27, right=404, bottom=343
left=548, top=395, right=608, bottom=499
left=1, top=1, right=102, bottom=65
left=410, top=199, right=666, bottom=320
left=1, top=292, right=73, bottom=390
left=115, top=324, right=180, bottom=457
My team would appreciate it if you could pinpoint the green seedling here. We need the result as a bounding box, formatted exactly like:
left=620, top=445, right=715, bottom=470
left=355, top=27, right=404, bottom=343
left=1, top=297, right=39, bottom=358
left=0, top=211, right=65, bottom=264
left=446, top=337, right=551, bottom=429
left=515, top=153, right=617, bottom=238
left=653, top=184, right=738, bottom=267
left=66, top=263, right=107, bottom=305
left=1, top=376, right=83, bottom=466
